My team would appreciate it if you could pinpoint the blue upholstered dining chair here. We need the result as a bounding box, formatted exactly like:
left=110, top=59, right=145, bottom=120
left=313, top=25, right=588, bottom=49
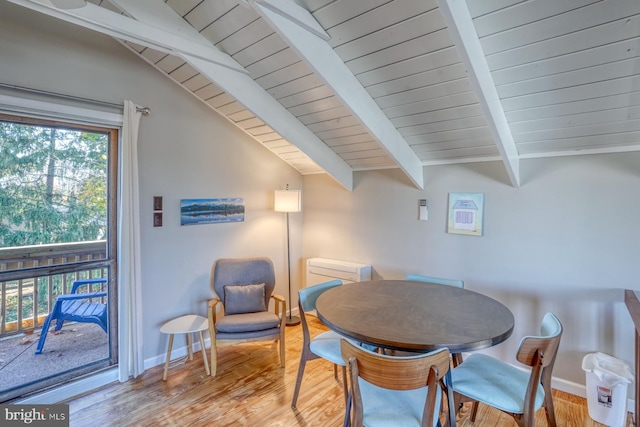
left=291, top=279, right=348, bottom=408
left=405, top=273, right=464, bottom=288
left=341, top=339, right=451, bottom=427
left=450, top=312, right=563, bottom=427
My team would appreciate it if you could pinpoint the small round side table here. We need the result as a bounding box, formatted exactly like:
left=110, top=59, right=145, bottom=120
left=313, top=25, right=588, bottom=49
left=160, top=314, right=210, bottom=380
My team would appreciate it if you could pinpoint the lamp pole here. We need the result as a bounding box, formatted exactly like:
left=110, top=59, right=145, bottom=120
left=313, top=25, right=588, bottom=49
left=275, top=186, right=301, bottom=327
left=285, top=210, right=300, bottom=326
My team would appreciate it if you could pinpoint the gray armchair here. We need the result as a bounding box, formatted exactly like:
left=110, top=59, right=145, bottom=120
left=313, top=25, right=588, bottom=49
left=207, top=257, right=286, bottom=376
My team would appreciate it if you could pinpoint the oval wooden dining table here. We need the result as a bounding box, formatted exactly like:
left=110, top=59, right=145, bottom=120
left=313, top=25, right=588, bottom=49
left=315, top=279, right=515, bottom=427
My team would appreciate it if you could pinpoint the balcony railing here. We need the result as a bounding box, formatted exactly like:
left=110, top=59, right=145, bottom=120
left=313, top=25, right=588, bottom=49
left=0, top=241, right=108, bottom=336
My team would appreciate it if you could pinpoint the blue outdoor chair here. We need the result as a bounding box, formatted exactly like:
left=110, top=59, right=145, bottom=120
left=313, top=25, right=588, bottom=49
left=35, top=278, right=108, bottom=354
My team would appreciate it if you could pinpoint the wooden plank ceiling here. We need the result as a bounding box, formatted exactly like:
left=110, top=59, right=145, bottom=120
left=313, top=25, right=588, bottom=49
left=8, top=0, right=640, bottom=190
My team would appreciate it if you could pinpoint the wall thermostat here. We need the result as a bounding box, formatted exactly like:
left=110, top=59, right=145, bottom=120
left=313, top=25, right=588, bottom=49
left=419, top=199, right=428, bottom=221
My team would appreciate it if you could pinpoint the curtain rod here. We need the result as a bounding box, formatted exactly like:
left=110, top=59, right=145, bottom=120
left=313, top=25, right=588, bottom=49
left=0, top=82, right=151, bottom=115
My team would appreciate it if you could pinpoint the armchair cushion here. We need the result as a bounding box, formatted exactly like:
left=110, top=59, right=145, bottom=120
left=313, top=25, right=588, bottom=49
left=216, top=311, right=280, bottom=333
left=224, top=283, right=266, bottom=315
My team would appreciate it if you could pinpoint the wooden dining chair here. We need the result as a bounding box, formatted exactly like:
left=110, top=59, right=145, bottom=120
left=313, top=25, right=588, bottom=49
left=450, top=312, right=563, bottom=427
left=405, top=273, right=464, bottom=288
left=291, top=279, right=348, bottom=408
left=341, top=338, right=451, bottom=427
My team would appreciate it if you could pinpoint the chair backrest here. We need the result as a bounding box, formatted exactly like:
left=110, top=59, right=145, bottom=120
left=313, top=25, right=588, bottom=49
left=298, top=279, right=342, bottom=314
left=516, top=312, right=563, bottom=420
left=213, top=257, right=276, bottom=309
left=70, top=278, right=107, bottom=294
left=516, top=312, right=562, bottom=368
left=341, top=339, right=450, bottom=427
left=406, top=273, right=464, bottom=288
left=298, top=279, right=342, bottom=345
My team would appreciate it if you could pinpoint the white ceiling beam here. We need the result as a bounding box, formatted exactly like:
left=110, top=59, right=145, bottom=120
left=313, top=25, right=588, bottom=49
left=249, top=0, right=425, bottom=190
left=437, top=0, right=520, bottom=187
left=11, top=0, right=353, bottom=190
left=240, top=0, right=330, bottom=40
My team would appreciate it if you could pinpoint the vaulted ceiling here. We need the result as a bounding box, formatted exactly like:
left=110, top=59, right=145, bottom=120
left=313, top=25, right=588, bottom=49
left=9, top=0, right=640, bottom=190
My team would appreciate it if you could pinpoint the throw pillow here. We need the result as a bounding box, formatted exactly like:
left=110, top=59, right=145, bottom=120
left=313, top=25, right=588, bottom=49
left=224, top=283, right=267, bottom=315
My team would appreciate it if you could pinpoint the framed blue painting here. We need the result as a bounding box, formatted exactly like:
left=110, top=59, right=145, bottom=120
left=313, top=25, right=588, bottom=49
left=180, top=198, right=245, bottom=225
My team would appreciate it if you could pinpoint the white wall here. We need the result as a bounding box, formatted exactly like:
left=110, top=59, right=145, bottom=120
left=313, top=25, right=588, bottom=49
left=0, top=1, right=303, bottom=362
left=302, top=154, right=640, bottom=395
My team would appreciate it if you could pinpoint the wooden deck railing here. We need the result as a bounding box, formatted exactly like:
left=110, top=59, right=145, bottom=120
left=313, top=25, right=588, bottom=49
left=0, top=241, right=108, bottom=336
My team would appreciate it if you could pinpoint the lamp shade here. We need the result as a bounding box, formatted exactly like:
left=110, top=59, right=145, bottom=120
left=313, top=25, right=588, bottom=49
left=274, top=190, right=301, bottom=213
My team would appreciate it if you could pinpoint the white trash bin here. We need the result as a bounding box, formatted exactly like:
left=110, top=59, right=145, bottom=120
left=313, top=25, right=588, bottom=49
left=582, top=352, right=634, bottom=427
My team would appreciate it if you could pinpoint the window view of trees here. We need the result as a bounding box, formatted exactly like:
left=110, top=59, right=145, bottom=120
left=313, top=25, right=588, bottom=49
left=0, top=120, right=108, bottom=248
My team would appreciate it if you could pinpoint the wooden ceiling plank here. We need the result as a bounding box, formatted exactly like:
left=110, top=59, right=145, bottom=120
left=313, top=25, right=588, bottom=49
left=250, top=0, right=425, bottom=188
left=487, top=14, right=640, bottom=71
left=492, top=37, right=640, bottom=86
left=498, top=57, right=640, bottom=100
left=479, top=0, right=640, bottom=57
left=506, top=92, right=640, bottom=123
left=437, top=0, right=520, bottom=187
left=502, top=75, right=640, bottom=112
left=391, top=104, right=484, bottom=128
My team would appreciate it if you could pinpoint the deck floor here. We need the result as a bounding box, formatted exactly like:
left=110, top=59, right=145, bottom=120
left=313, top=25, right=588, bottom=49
left=0, top=322, right=109, bottom=399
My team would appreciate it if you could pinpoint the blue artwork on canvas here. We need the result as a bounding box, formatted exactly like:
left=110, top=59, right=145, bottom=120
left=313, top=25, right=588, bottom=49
left=180, top=198, right=245, bottom=225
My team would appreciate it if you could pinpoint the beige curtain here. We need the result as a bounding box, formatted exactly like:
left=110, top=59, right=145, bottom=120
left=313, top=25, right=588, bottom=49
left=118, top=100, right=144, bottom=381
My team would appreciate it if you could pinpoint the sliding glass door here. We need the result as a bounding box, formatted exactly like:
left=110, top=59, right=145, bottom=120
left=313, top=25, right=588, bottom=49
left=0, top=115, right=118, bottom=402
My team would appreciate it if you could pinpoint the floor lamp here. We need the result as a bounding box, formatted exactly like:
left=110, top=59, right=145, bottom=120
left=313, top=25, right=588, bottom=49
left=274, top=186, right=302, bottom=326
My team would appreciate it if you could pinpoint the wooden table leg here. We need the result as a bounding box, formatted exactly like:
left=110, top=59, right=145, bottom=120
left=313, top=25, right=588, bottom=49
left=163, top=333, right=174, bottom=381
left=199, top=331, right=210, bottom=376
left=187, top=333, right=193, bottom=361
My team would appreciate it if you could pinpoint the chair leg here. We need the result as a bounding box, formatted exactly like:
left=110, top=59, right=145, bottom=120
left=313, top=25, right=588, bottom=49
left=35, top=313, right=55, bottom=354
left=341, top=365, right=348, bottom=407
left=543, top=384, right=557, bottom=427
left=291, top=355, right=308, bottom=408
left=279, top=336, right=285, bottom=367
left=470, top=401, right=479, bottom=421
left=210, top=341, right=217, bottom=377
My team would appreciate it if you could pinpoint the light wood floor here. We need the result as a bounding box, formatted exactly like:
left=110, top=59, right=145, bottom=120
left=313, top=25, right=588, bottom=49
left=64, top=317, right=633, bottom=427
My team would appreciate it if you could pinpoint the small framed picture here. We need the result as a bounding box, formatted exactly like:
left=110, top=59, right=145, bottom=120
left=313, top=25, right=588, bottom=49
left=153, top=196, right=163, bottom=211
left=447, top=193, right=484, bottom=236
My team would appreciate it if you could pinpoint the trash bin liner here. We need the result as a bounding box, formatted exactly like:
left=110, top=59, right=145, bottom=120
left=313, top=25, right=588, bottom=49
left=582, top=352, right=634, bottom=427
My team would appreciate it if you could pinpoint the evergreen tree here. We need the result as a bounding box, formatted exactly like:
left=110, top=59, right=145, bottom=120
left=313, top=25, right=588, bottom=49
left=0, top=121, right=108, bottom=247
